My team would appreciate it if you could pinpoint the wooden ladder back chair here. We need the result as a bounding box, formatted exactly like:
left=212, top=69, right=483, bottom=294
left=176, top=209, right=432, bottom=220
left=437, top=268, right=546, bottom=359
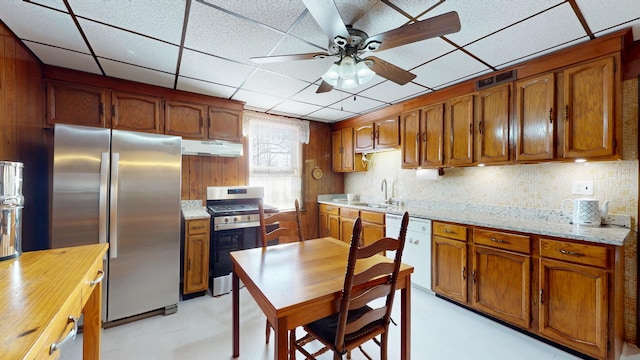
left=258, top=199, right=304, bottom=247
left=258, top=199, right=304, bottom=345
left=292, top=212, right=410, bottom=360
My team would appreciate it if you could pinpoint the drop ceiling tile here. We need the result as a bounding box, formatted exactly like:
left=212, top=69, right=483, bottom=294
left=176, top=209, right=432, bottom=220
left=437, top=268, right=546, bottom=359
left=497, top=38, right=585, bottom=69
left=259, top=36, right=334, bottom=82
left=232, top=89, right=285, bottom=111
left=180, top=49, right=255, bottom=87
left=358, top=81, right=429, bottom=104
left=288, top=12, right=330, bottom=49
left=352, top=1, right=408, bottom=37
left=419, top=0, right=565, bottom=46
left=271, top=100, right=323, bottom=117
left=335, top=0, right=381, bottom=27
left=79, top=19, right=179, bottom=73
left=28, top=0, right=66, bottom=11
left=412, top=50, right=490, bottom=89
left=201, top=0, right=307, bottom=32
left=329, top=95, right=386, bottom=114
left=464, top=3, right=586, bottom=68
left=578, top=0, right=640, bottom=35
left=0, top=1, right=88, bottom=53
left=100, top=59, right=175, bottom=88
left=23, top=41, right=101, bottom=74
left=241, top=69, right=310, bottom=98
left=66, top=0, right=186, bottom=44
left=185, top=0, right=283, bottom=64
left=289, top=82, right=353, bottom=106
left=371, top=37, right=457, bottom=71
left=305, top=107, right=356, bottom=123
left=390, top=0, right=446, bottom=18
left=176, top=77, right=237, bottom=99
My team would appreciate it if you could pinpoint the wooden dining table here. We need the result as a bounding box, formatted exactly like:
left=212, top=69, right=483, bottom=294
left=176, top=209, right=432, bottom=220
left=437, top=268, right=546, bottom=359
left=230, top=237, right=414, bottom=360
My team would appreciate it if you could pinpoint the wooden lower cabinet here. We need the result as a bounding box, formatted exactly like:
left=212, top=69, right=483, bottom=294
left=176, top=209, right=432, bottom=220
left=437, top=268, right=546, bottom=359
left=432, top=222, right=623, bottom=360
left=183, top=218, right=210, bottom=295
left=360, top=210, right=385, bottom=247
left=339, top=207, right=359, bottom=243
left=318, top=204, right=385, bottom=246
left=318, top=204, right=340, bottom=239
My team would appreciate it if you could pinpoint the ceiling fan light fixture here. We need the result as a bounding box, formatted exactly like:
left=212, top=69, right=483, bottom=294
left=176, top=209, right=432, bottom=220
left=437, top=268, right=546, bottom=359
left=321, top=56, right=376, bottom=90
left=321, top=63, right=340, bottom=86
left=355, top=60, right=375, bottom=84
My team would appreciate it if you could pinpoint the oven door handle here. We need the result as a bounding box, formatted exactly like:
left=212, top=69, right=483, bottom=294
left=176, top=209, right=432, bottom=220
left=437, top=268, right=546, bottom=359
left=214, top=221, right=261, bottom=231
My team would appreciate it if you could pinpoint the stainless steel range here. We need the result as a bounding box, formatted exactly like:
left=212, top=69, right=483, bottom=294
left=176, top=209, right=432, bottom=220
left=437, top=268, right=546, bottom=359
left=206, top=186, right=276, bottom=296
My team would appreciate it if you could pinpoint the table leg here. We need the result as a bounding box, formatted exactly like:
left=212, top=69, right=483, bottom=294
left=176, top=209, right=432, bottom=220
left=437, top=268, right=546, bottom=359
left=233, top=270, right=240, bottom=358
left=83, top=279, right=102, bottom=359
left=275, top=316, right=288, bottom=360
left=401, top=277, right=411, bottom=360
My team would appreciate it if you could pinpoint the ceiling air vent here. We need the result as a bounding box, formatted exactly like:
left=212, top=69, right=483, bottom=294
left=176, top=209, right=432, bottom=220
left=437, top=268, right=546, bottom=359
left=476, top=70, right=517, bottom=90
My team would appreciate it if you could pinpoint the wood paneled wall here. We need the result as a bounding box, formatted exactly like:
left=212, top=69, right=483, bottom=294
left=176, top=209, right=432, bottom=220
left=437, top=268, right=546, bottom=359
left=0, top=22, right=48, bottom=251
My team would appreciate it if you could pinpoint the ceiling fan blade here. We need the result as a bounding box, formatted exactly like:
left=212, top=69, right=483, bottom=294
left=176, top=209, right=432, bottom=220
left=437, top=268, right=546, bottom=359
left=366, top=56, right=416, bottom=85
left=301, top=0, right=350, bottom=43
left=367, top=11, right=461, bottom=52
left=250, top=52, right=332, bottom=64
left=316, top=80, right=334, bottom=93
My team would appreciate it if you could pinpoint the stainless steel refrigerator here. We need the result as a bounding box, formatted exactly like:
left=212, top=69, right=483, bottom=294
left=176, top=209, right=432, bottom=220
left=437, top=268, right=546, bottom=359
left=51, top=124, right=181, bottom=322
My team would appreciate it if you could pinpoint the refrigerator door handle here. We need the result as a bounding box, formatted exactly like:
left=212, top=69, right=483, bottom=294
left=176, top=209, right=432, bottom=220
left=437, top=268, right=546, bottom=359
left=99, top=152, right=109, bottom=245
left=109, top=153, right=119, bottom=259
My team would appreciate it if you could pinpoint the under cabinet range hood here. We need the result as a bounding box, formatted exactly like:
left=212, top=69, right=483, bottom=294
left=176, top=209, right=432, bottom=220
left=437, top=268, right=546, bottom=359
left=181, top=139, right=243, bottom=157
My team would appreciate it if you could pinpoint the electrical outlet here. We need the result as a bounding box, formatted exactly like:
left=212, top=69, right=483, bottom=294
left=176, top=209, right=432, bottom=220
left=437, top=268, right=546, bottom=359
left=572, top=180, right=594, bottom=195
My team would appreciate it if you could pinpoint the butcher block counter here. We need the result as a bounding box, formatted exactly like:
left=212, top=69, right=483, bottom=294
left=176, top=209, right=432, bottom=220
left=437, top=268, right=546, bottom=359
left=0, top=243, right=108, bottom=359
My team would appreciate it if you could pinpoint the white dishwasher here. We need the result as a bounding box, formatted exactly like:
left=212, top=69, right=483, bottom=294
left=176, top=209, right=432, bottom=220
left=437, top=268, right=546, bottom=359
left=385, top=214, right=433, bottom=294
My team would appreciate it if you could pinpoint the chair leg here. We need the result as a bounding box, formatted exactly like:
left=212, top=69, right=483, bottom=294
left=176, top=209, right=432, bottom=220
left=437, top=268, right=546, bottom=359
left=289, top=328, right=296, bottom=360
left=380, top=333, right=388, bottom=360
left=265, top=320, right=271, bottom=344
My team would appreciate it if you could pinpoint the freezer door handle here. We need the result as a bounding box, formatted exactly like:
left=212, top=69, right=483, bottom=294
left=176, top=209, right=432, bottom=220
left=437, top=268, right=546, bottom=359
left=99, top=152, right=109, bottom=245
left=109, top=153, right=119, bottom=259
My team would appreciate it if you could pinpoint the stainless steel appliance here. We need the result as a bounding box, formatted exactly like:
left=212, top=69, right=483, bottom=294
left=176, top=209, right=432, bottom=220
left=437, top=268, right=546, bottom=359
left=386, top=214, right=433, bottom=293
left=206, top=186, right=276, bottom=296
left=0, top=161, right=23, bottom=260
left=51, top=124, right=182, bottom=322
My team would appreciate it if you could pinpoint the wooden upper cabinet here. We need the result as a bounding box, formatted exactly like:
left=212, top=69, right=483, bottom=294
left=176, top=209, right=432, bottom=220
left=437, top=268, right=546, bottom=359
left=402, top=104, right=444, bottom=169
left=208, top=107, right=242, bottom=142
left=354, top=117, right=400, bottom=153
left=165, top=101, right=206, bottom=139
left=46, top=80, right=107, bottom=127
left=445, top=94, right=474, bottom=166
left=111, top=91, right=162, bottom=133
left=476, top=84, right=510, bottom=164
left=515, top=73, right=555, bottom=162
left=563, top=56, right=616, bottom=159
left=332, top=127, right=355, bottom=172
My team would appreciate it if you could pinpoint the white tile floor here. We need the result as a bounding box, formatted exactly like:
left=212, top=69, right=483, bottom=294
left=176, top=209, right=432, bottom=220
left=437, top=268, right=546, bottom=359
left=62, top=287, right=640, bottom=360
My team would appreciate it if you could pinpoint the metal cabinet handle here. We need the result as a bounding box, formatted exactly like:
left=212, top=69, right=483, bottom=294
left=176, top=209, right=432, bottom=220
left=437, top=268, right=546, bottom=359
left=564, top=105, right=569, bottom=121
left=192, top=225, right=206, bottom=230
left=90, top=269, right=105, bottom=286
left=462, top=267, right=467, bottom=280
left=490, top=237, right=508, bottom=244
left=540, top=289, right=544, bottom=305
left=442, top=229, right=456, bottom=234
left=559, top=249, right=585, bottom=257
left=50, top=317, right=79, bottom=355
left=548, top=108, right=553, bottom=123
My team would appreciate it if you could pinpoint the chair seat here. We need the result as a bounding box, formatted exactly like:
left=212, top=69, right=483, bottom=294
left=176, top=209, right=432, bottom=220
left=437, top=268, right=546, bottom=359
left=306, top=305, right=384, bottom=344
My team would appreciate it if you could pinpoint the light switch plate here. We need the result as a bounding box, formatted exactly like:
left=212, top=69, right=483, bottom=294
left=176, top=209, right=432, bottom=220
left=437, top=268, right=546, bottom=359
left=572, top=180, right=594, bottom=195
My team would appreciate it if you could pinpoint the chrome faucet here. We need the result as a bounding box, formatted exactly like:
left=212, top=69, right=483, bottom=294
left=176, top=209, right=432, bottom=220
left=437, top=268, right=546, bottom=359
left=381, top=179, right=388, bottom=203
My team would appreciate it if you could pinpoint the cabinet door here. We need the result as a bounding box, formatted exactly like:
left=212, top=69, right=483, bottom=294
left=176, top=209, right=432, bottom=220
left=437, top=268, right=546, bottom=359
left=165, top=101, right=206, bottom=139
left=341, top=127, right=354, bottom=171
left=515, top=73, right=555, bottom=161
left=111, top=91, right=162, bottom=133
left=401, top=110, right=420, bottom=168
left=319, top=211, right=329, bottom=238
left=354, top=123, right=374, bottom=152
left=563, top=56, right=616, bottom=158
left=340, top=217, right=356, bottom=243
left=328, top=214, right=340, bottom=240
left=184, top=233, right=210, bottom=294
left=423, top=103, right=445, bottom=167
left=476, top=84, right=510, bottom=164
left=46, top=80, right=107, bottom=127
left=432, top=235, right=467, bottom=303
left=445, top=94, right=474, bottom=166
left=332, top=130, right=343, bottom=172
left=539, top=258, right=608, bottom=359
left=375, top=117, right=400, bottom=149
left=208, top=107, right=243, bottom=142
left=362, top=222, right=384, bottom=247
left=472, top=245, right=530, bottom=328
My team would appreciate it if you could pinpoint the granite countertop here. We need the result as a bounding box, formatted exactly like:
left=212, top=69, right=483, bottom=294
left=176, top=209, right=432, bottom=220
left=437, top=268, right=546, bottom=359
left=318, top=197, right=631, bottom=246
left=181, top=200, right=210, bottom=220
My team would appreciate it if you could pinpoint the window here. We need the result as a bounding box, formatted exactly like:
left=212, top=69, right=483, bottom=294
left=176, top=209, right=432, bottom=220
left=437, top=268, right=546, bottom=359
left=244, top=112, right=309, bottom=210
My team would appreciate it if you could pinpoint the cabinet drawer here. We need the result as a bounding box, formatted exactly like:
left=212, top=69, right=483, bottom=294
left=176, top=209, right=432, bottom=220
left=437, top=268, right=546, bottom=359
left=341, top=207, right=359, bottom=219
left=540, top=238, right=609, bottom=268
left=433, top=222, right=467, bottom=241
left=319, top=204, right=339, bottom=216
left=37, top=289, right=83, bottom=359
left=188, top=219, right=209, bottom=235
left=80, top=256, right=105, bottom=306
left=360, top=210, right=385, bottom=225
left=473, top=229, right=530, bottom=254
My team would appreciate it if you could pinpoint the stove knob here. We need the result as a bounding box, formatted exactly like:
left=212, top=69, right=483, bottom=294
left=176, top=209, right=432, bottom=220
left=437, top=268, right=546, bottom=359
left=246, top=216, right=251, bottom=221
left=233, top=216, right=238, bottom=222
left=224, top=218, right=229, bottom=223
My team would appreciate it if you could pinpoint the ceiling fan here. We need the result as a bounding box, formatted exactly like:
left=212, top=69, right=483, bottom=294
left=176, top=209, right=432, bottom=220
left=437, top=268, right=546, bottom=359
left=250, top=0, right=461, bottom=93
